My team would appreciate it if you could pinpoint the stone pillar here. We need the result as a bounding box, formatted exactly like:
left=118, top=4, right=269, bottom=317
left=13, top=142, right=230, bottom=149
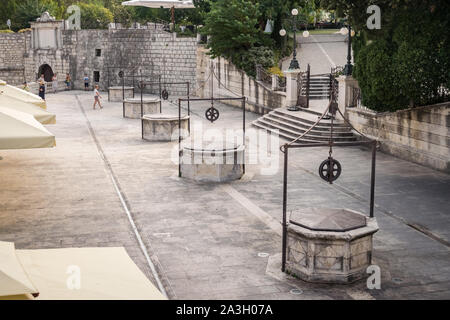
left=271, top=75, right=278, bottom=91
left=284, top=69, right=301, bottom=108
left=338, top=75, right=359, bottom=117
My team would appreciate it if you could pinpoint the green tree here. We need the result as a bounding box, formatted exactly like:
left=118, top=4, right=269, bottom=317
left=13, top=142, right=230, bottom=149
left=323, top=0, right=449, bottom=111
left=77, top=2, right=113, bottom=29
left=8, top=0, right=58, bottom=31
left=202, top=0, right=264, bottom=74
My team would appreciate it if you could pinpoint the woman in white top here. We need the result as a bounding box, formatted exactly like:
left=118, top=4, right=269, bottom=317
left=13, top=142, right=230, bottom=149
left=93, top=85, right=103, bottom=110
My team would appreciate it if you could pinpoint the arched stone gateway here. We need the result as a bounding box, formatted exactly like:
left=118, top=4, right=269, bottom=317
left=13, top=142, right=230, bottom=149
left=38, top=64, right=54, bottom=82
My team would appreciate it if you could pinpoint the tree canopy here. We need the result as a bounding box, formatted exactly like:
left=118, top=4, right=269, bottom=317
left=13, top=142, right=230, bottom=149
left=322, top=0, right=449, bottom=111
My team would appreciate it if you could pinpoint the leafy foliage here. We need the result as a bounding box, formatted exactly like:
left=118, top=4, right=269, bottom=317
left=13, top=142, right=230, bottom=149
left=77, top=2, right=113, bottom=29
left=202, top=0, right=261, bottom=58
left=323, top=0, right=450, bottom=111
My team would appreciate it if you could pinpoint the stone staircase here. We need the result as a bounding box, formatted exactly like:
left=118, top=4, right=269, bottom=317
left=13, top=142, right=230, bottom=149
left=308, top=75, right=332, bottom=100
left=252, top=107, right=358, bottom=144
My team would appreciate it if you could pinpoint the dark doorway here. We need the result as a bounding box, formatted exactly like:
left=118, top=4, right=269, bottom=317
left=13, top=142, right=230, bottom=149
left=38, top=64, right=54, bottom=82
left=94, top=71, right=100, bottom=83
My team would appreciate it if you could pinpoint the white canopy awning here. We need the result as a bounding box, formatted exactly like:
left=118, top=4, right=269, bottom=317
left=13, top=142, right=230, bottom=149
left=0, top=107, right=56, bottom=150
left=0, top=93, right=56, bottom=125
left=122, top=0, right=195, bottom=9
left=0, top=242, right=166, bottom=300
left=0, top=80, right=47, bottom=110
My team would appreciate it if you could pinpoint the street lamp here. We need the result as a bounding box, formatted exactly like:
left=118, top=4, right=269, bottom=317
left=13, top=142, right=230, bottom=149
left=279, top=8, right=309, bottom=71
left=279, top=9, right=310, bottom=111
left=341, top=24, right=355, bottom=76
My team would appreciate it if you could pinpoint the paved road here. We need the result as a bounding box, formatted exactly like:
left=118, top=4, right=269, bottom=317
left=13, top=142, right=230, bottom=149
left=282, top=33, right=350, bottom=74
left=0, top=91, right=449, bottom=299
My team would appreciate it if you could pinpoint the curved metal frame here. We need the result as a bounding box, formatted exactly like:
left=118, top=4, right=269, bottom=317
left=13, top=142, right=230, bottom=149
left=177, top=97, right=247, bottom=178
left=280, top=100, right=378, bottom=272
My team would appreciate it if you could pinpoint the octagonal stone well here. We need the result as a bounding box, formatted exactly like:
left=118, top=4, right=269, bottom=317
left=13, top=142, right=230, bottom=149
left=123, top=97, right=160, bottom=119
left=180, top=140, right=245, bottom=183
left=286, top=208, right=379, bottom=284
left=142, top=114, right=189, bottom=142
left=108, top=86, right=134, bottom=102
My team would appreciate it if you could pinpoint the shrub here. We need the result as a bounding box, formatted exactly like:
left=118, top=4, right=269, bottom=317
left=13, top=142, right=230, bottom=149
left=353, top=2, right=449, bottom=111
left=0, top=30, right=14, bottom=33
left=236, top=46, right=274, bottom=78
left=77, top=2, right=113, bottom=29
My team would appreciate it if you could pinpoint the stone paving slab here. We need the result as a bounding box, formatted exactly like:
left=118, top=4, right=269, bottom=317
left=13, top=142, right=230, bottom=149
left=0, top=90, right=449, bottom=300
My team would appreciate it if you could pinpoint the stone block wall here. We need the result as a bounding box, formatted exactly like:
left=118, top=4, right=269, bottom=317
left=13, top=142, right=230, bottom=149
left=0, top=33, right=27, bottom=85
left=68, top=29, right=197, bottom=95
left=196, top=46, right=285, bottom=114
left=347, top=102, right=450, bottom=173
left=0, top=28, right=197, bottom=96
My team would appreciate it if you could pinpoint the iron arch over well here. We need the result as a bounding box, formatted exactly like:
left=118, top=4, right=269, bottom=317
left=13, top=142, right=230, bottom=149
left=38, top=64, right=54, bottom=82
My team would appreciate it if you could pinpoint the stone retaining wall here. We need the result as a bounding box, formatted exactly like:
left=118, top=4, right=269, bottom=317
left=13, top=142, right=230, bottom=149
left=346, top=102, right=450, bottom=173
left=0, top=33, right=26, bottom=84
left=0, top=28, right=197, bottom=95
left=196, top=46, right=285, bottom=114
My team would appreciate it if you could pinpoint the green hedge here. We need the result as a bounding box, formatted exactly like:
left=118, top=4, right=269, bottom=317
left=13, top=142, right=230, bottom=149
left=353, top=2, right=449, bottom=112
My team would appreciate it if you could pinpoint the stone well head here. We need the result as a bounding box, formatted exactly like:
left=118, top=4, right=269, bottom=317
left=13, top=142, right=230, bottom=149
left=180, top=139, right=245, bottom=183
left=286, top=208, right=379, bottom=284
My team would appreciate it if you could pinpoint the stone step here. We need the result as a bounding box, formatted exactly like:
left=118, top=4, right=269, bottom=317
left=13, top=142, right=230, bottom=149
left=272, top=109, right=348, bottom=127
left=261, top=117, right=354, bottom=139
left=309, top=95, right=331, bottom=100
left=252, top=121, right=321, bottom=144
left=252, top=122, right=344, bottom=145
left=253, top=119, right=357, bottom=143
left=265, top=113, right=352, bottom=134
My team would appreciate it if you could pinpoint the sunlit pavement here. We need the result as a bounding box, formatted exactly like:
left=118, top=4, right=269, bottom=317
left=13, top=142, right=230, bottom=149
left=0, top=90, right=449, bottom=299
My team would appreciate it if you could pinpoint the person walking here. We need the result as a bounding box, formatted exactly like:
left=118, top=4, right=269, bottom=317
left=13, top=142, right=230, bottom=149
left=65, top=73, right=71, bottom=90
left=93, top=85, right=103, bottom=110
left=52, top=73, right=58, bottom=93
left=38, top=79, right=46, bottom=100
left=84, top=75, right=90, bottom=91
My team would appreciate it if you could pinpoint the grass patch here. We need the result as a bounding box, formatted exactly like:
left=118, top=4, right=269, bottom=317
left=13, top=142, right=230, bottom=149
left=309, top=29, right=340, bottom=35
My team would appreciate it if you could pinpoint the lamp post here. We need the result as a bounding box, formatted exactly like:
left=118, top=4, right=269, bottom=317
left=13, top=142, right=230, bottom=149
left=279, top=9, right=302, bottom=70
left=341, top=24, right=354, bottom=76
left=280, top=9, right=310, bottom=111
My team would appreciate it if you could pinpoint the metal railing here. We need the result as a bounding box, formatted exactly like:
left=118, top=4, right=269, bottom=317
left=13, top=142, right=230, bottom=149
left=255, top=64, right=272, bottom=87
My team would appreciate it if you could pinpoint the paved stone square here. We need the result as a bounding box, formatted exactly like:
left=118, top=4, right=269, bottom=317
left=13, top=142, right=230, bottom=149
left=0, top=90, right=449, bottom=300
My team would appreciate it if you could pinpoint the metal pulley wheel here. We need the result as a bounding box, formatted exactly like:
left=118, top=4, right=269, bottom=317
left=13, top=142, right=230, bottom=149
left=162, top=89, right=169, bottom=100
left=319, top=157, right=342, bottom=182
left=205, top=107, right=220, bottom=123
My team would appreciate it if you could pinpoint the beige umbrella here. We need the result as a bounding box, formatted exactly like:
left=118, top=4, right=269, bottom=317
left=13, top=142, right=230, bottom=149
left=122, top=0, right=195, bottom=25
left=0, top=93, right=56, bottom=125
left=0, top=80, right=47, bottom=110
left=0, top=242, right=39, bottom=298
left=0, top=107, right=56, bottom=150
left=0, top=242, right=166, bottom=300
